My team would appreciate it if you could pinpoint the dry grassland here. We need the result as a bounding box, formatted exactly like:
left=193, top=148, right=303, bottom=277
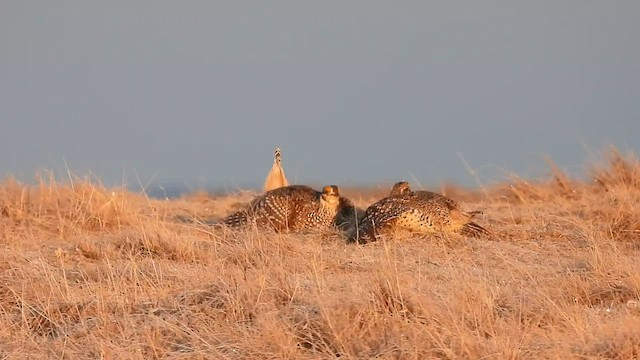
left=1, top=148, right=639, bottom=359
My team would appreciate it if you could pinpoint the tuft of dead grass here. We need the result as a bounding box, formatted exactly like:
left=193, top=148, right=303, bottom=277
left=591, top=147, right=640, bottom=191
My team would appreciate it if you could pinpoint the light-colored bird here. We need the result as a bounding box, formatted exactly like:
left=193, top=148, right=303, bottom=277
left=351, top=181, right=489, bottom=243
left=221, top=184, right=348, bottom=232
left=263, top=147, right=289, bottom=192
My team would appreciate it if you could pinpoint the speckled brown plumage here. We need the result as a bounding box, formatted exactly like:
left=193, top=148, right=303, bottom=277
left=221, top=185, right=348, bottom=232
left=352, top=182, right=489, bottom=242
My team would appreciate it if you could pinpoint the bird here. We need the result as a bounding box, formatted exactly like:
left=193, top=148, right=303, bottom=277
left=221, top=184, right=349, bottom=232
left=351, top=182, right=489, bottom=243
left=263, top=147, right=289, bottom=192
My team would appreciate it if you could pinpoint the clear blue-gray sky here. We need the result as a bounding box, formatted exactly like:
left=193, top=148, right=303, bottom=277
left=1, top=1, right=639, bottom=192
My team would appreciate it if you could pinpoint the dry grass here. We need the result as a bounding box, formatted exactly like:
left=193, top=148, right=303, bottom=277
left=1, top=148, right=640, bottom=359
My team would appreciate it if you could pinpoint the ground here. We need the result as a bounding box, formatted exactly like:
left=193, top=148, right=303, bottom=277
left=1, top=149, right=639, bottom=359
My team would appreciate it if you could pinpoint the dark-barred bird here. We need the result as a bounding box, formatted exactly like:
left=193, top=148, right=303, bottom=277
left=221, top=185, right=350, bottom=232
left=351, top=182, right=489, bottom=243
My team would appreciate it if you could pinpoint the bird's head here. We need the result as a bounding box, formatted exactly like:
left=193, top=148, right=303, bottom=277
left=321, top=185, right=341, bottom=206
left=273, top=147, right=282, bottom=164
left=390, top=181, right=411, bottom=196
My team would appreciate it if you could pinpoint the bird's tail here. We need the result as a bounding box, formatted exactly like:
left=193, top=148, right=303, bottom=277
left=220, top=210, right=249, bottom=228
left=460, top=221, right=491, bottom=237
left=335, top=197, right=365, bottom=231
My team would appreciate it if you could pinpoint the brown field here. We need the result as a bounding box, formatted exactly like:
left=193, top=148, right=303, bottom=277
left=1, top=148, right=640, bottom=359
